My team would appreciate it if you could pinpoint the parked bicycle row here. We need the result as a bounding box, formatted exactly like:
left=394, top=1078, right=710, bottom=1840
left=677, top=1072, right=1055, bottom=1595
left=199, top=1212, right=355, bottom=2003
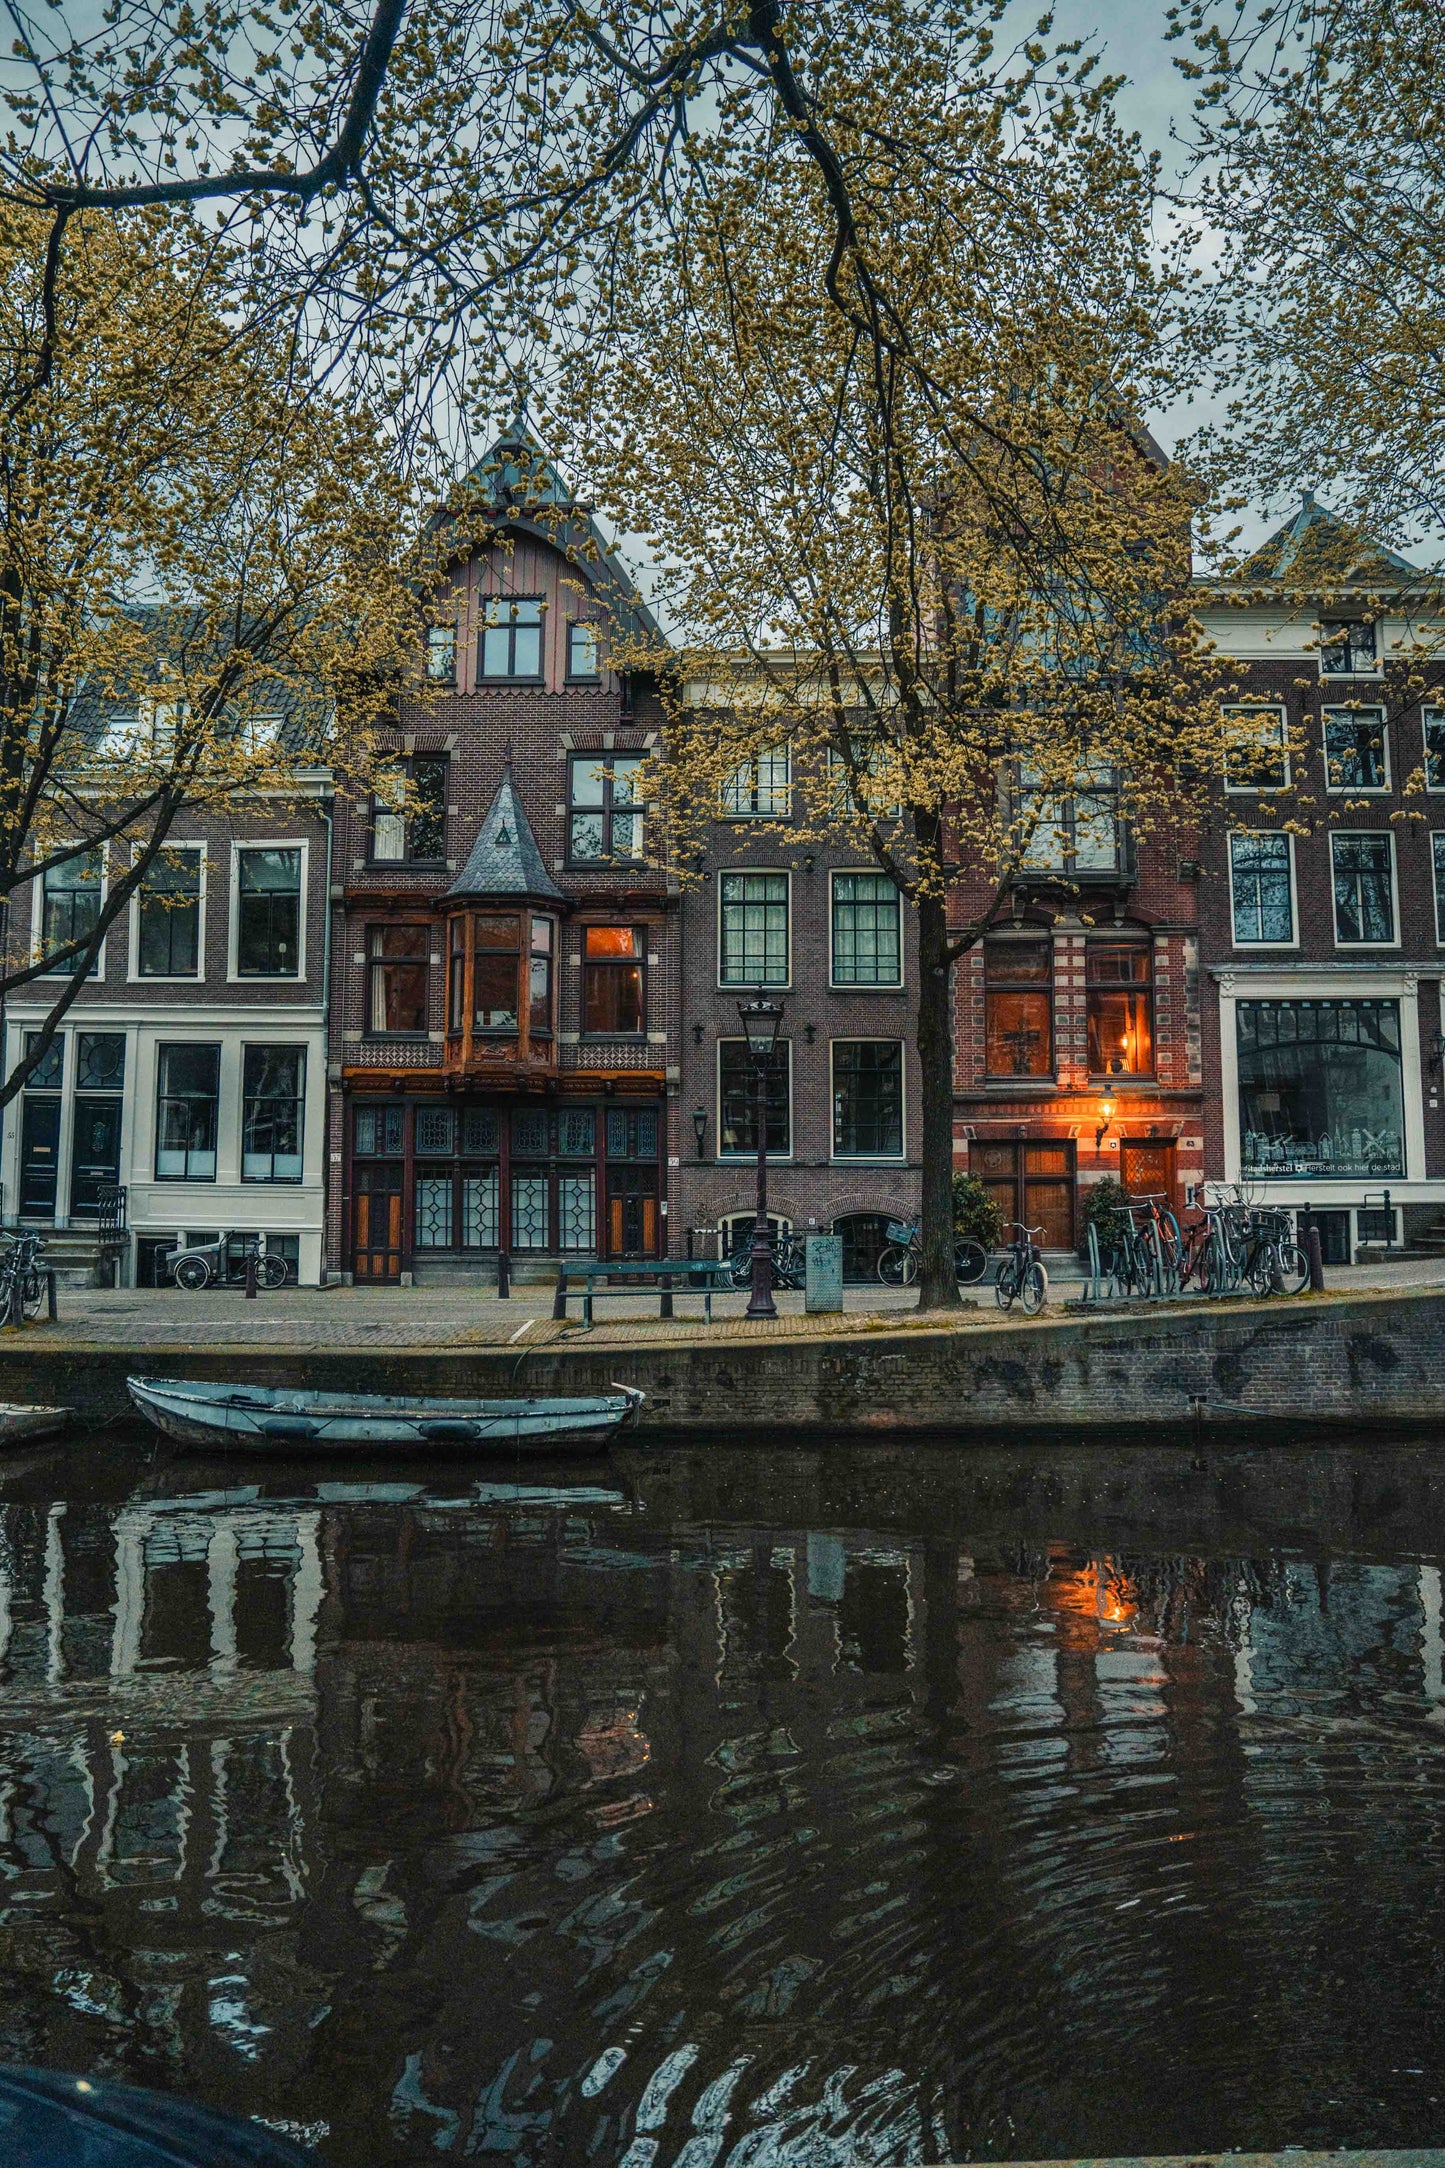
left=1085, top=1186, right=1313, bottom=1301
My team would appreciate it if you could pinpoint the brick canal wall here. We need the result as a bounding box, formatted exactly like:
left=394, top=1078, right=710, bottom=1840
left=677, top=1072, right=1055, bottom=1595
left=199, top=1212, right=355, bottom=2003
left=10, top=1285, right=1445, bottom=1436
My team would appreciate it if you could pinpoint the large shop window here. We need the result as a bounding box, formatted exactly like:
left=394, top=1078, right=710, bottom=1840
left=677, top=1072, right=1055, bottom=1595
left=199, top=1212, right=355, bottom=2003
left=155, top=1043, right=220, bottom=1180
left=719, top=872, right=788, bottom=984
left=138, top=848, right=202, bottom=977
left=832, top=1041, right=904, bottom=1158
left=1229, top=832, right=1294, bottom=945
left=1324, top=707, right=1389, bottom=792
left=1237, top=1000, right=1403, bottom=1179
left=241, top=1046, right=305, bottom=1181
left=371, top=757, right=447, bottom=863
left=236, top=849, right=301, bottom=976
left=569, top=754, right=644, bottom=863
left=1086, top=943, right=1154, bottom=1076
left=831, top=873, right=902, bottom=986
left=583, top=926, right=645, bottom=1034
left=368, top=925, right=429, bottom=1034
left=479, top=596, right=543, bottom=680
left=719, top=1039, right=791, bottom=1156
left=1331, top=832, right=1395, bottom=944
left=41, top=849, right=102, bottom=973
left=984, top=936, right=1053, bottom=1075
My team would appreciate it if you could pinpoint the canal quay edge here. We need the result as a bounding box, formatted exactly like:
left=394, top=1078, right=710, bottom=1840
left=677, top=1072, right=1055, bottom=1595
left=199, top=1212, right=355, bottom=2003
left=8, top=1282, right=1445, bottom=1436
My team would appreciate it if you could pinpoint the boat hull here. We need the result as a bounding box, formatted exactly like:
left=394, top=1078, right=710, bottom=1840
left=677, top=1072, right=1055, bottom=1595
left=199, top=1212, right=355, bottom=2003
left=127, top=1376, right=643, bottom=1455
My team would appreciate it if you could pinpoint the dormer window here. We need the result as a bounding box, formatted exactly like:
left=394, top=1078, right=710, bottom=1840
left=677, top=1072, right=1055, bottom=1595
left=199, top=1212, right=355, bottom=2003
left=1320, top=620, right=1378, bottom=675
left=480, top=597, right=544, bottom=681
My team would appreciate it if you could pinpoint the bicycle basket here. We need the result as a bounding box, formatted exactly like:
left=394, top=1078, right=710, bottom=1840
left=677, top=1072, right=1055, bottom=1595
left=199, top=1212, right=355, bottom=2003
left=884, top=1221, right=914, bottom=1244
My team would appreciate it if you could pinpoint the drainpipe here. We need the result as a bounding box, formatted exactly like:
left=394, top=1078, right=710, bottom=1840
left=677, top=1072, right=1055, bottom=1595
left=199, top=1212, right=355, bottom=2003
left=318, top=793, right=335, bottom=1285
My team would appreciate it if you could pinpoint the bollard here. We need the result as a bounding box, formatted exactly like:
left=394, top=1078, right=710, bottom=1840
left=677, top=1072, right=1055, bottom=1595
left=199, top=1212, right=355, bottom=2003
left=245, top=1249, right=258, bottom=1299
left=497, top=1250, right=510, bottom=1299
left=552, top=1263, right=568, bottom=1321
left=1308, top=1222, right=1325, bottom=1292
left=659, top=1272, right=674, bottom=1320
left=45, top=1269, right=57, bottom=1323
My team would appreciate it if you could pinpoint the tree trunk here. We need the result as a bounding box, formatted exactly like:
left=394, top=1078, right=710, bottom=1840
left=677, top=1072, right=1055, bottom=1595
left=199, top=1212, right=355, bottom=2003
left=915, top=888, right=960, bottom=1310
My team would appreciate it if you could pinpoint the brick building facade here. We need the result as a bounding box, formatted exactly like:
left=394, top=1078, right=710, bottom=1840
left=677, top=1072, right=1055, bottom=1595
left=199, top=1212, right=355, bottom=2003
left=1197, top=497, right=1445, bottom=1261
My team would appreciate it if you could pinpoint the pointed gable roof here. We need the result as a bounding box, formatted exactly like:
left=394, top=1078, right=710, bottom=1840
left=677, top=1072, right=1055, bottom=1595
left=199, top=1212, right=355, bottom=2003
left=1234, top=491, right=1420, bottom=591
left=446, top=763, right=563, bottom=905
left=435, top=419, right=663, bottom=647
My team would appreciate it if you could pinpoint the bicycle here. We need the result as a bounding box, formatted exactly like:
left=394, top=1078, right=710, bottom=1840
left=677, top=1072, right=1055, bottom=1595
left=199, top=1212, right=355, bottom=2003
left=1238, top=1207, right=1309, bottom=1297
left=726, top=1230, right=806, bottom=1291
left=168, top=1233, right=289, bottom=1292
left=0, top=1230, right=47, bottom=1325
left=994, top=1221, right=1049, bottom=1314
left=876, top=1219, right=988, bottom=1287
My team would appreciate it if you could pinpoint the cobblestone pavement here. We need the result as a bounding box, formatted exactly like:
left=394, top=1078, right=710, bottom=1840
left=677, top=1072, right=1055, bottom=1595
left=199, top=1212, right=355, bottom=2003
left=18, top=1249, right=1445, bottom=1352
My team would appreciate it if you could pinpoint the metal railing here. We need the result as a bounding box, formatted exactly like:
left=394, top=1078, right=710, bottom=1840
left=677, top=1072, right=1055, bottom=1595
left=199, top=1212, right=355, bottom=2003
left=97, top=1185, right=127, bottom=1235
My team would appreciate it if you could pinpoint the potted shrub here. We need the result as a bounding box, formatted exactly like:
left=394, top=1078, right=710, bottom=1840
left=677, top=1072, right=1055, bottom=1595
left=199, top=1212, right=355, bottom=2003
left=1081, top=1176, right=1130, bottom=1263
left=953, top=1173, right=1004, bottom=1250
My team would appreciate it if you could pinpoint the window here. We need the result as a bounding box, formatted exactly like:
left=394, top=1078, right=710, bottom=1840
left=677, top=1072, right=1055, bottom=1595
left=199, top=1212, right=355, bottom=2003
left=1320, top=619, right=1378, bottom=675
left=479, top=596, right=543, bottom=680
left=583, top=926, right=644, bottom=1034
left=719, top=872, right=788, bottom=984
left=1434, top=835, right=1445, bottom=943
left=1237, top=1000, right=1403, bottom=1178
left=1229, top=832, right=1295, bottom=945
left=354, top=1104, right=403, bottom=1155
left=472, top=914, right=521, bottom=1030
left=831, top=873, right=902, bottom=986
left=567, top=621, right=601, bottom=680
left=368, top=925, right=429, bottom=1034
left=1224, top=705, right=1290, bottom=791
left=722, top=749, right=791, bottom=818
left=1331, top=832, right=1396, bottom=943
left=984, top=936, right=1053, bottom=1075
left=826, top=734, right=900, bottom=818
left=1018, top=764, right=1122, bottom=874
left=568, top=754, right=644, bottom=863
left=1086, top=944, right=1154, bottom=1075
left=236, top=849, right=301, bottom=977
left=832, top=1041, right=904, bottom=1158
left=371, top=757, right=447, bottom=863
left=41, top=849, right=102, bottom=973
left=529, top=917, right=554, bottom=1035
left=137, top=847, right=201, bottom=977
left=155, top=1044, right=220, bottom=1180
left=1426, top=710, right=1445, bottom=791
left=719, top=1039, right=791, bottom=1156
left=77, top=1033, right=124, bottom=1091
left=242, top=1046, right=305, bottom=1181
left=23, top=1030, right=62, bottom=1090
left=1324, top=707, right=1389, bottom=791
left=427, top=624, right=457, bottom=684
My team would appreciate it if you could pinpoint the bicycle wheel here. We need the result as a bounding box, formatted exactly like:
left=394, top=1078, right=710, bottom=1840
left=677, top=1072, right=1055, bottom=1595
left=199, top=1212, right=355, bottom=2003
left=258, top=1254, right=289, bottom=1290
left=1245, top=1247, right=1276, bottom=1298
left=878, top=1245, right=917, bottom=1287
left=20, top=1270, right=45, bottom=1321
left=727, top=1248, right=754, bottom=1290
left=954, top=1238, right=987, bottom=1285
left=995, top=1263, right=1019, bottom=1310
left=174, top=1255, right=211, bottom=1291
left=1274, top=1241, right=1310, bottom=1296
left=1020, top=1260, right=1049, bottom=1316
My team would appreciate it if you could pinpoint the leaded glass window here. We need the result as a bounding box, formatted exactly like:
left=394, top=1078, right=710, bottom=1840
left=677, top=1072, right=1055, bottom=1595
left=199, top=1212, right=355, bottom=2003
left=461, top=1106, right=499, bottom=1154
left=511, top=1173, right=550, bottom=1249
left=415, top=1173, right=453, bottom=1246
left=559, top=1173, right=595, bottom=1251
left=463, top=1170, right=499, bottom=1247
left=415, top=1105, right=456, bottom=1155
left=559, top=1109, right=596, bottom=1157
left=512, top=1107, right=549, bottom=1155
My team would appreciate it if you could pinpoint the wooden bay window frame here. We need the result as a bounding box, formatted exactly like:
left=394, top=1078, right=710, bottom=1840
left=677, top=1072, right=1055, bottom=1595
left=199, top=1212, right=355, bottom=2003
left=444, top=904, right=558, bottom=1071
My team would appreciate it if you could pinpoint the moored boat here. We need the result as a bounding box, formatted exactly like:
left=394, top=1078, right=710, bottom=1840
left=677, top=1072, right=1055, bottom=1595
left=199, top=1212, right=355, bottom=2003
left=127, top=1375, right=644, bottom=1453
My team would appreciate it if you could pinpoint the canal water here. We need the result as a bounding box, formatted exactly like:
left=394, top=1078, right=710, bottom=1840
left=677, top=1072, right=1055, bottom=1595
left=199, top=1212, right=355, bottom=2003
left=2, top=1437, right=1445, bottom=2165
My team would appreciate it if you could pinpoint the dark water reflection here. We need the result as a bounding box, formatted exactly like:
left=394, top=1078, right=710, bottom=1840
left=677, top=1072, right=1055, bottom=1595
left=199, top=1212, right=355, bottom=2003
left=3, top=1438, right=1445, bottom=2163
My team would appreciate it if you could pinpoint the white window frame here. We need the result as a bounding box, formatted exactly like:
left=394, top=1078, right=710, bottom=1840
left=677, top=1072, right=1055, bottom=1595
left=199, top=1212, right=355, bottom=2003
left=1227, top=831, right=1298, bottom=950
left=829, top=1036, right=907, bottom=1164
left=1317, top=618, right=1383, bottom=679
left=128, top=842, right=207, bottom=983
left=1423, top=707, right=1445, bottom=793
left=1223, top=703, right=1291, bottom=794
left=33, top=844, right=107, bottom=980
left=828, top=868, right=905, bottom=990
left=716, top=1036, right=793, bottom=1162
left=1323, top=704, right=1391, bottom=795
left=228, top=839, right=308, bottom=983
left=720, top=747, right=792, bottom=819
left=1431, top=834, right=1445, bottom=946
left=1330, top=829, right=1400, bottom=949
left=716, top=868, right=791, bottom=990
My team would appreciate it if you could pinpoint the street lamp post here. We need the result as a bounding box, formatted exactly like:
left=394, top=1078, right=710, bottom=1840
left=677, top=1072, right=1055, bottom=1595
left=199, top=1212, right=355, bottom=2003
left=737, top=989, right=785, bottom=1320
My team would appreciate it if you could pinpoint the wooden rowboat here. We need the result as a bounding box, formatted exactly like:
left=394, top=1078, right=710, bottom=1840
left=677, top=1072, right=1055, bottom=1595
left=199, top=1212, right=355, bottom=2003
left=126, top=1375, right=644, bottom=1453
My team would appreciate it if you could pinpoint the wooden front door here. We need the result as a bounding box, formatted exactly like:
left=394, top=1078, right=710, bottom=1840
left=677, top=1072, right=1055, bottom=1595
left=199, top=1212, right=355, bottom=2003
left=971, top=1138, right=1076, bottom=1250
left=353, top=1166, right=404, bottom=1281
left=606, top=1167, right=659, bottom=1259
left=1119, top=1140, right=1175, bottom=1208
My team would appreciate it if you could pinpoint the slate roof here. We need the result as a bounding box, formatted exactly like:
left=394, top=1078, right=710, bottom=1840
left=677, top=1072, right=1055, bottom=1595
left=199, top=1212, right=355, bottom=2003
left=1232, top=492, right=1422, bottom=591
left=434, top=421, right=663, bottom=649
left=446, top=762, right=563, bottom=904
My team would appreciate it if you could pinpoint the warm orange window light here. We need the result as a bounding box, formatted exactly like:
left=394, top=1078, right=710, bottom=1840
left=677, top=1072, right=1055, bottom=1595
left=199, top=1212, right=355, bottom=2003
left=584, top=926, right=641, bottom=958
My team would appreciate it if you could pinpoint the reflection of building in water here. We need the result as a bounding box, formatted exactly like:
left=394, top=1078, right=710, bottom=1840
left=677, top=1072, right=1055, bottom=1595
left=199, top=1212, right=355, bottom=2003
left=4, top=1490, right=1445, bottom=2163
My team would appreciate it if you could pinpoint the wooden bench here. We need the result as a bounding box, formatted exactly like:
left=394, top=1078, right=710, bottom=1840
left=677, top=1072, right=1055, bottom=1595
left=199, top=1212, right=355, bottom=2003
left=554, top=1259, right=736, bottom=1327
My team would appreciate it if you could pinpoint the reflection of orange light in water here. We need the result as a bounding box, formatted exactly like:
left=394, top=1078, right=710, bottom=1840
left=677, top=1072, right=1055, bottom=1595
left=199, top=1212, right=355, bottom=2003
left=1049, top=1556, right=1138, bottom=1627
left=578, top=1704, right=652, bottom=1785
left=1097, top=1558, right=1138, bottom=1627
